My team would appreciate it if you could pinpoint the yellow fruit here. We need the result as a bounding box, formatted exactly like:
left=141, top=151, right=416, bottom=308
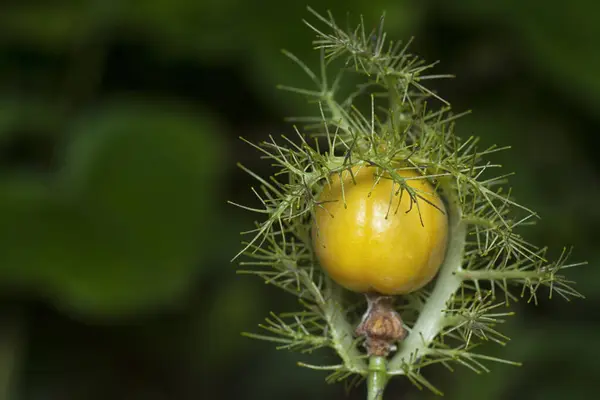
left=312, top=166, right=448, bottom=295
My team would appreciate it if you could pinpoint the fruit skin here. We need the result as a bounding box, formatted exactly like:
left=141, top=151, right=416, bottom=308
left=312, top=166, right=448, bottom=295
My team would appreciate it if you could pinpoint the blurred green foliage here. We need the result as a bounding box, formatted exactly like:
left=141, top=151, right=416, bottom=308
left=0, top=0, right=599, bottom=399
left=1, top=100, right=223, bottom=316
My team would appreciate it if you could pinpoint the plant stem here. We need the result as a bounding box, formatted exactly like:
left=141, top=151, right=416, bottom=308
left=326, top=93, right=352, bottom=134
left=323, top=280, right=368, bottom=373
left=456, top=268, right=549, bottom=281
left=367, top=356, right=388, bottom=400
left=388, top=177, right=466, bottom=373
left=384, top=76, right=406, bottom=132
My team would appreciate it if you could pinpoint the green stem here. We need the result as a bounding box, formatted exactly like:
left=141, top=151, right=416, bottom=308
left=326, top=93, right=352, bottom=134
left=456, top=268, right=548, bottom=281
left=323, top=280, right=368, bottom=373
left=367, top=356, right=388, bottom=400
left=384, top=75, right=406, bottom=132
left=388, top=177, right=466, bottom=373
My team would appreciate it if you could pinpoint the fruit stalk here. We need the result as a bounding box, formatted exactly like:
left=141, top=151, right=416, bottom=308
left=367, top=356, right=388, bottom=400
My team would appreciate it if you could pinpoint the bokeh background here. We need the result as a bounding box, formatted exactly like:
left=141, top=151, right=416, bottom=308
left=1, top=1, right=599, bottom=399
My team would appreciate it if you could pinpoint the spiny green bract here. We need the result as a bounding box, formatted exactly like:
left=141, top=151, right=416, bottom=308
left=231, top=6, right=584, bottom=396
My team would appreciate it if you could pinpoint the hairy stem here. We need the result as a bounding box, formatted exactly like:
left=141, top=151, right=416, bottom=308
left=324, top=280, right=368, bottom=373
left=456, top=268, right=550, bottom=281
left=384, top=75, right=406, bottom=132
left=325, top=93, right=352, bottom=134
left=367, top=356, right=388, bottom=400
left=388, top=177, right=466, bottom=373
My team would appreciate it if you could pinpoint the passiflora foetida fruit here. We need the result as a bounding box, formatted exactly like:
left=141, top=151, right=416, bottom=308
left=312, top=166, right=449, bottom=295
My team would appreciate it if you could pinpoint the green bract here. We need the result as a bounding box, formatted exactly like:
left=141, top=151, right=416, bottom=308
left=232, top=7, right=584, bottom=399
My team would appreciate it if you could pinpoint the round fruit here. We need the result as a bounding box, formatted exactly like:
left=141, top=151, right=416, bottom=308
left=312, top=166, right=448, bottom=295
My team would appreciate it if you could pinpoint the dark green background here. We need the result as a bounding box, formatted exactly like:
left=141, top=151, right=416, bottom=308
left=0, top=1, right=598, bottom=399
